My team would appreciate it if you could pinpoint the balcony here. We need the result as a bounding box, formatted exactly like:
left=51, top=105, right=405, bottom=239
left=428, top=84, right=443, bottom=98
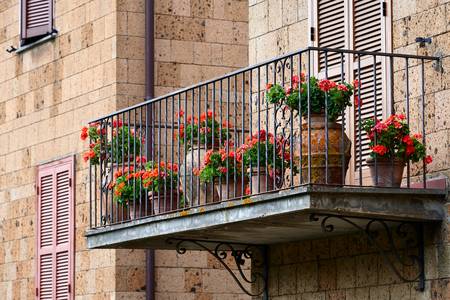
left=85, top=47, right=446, bottom=253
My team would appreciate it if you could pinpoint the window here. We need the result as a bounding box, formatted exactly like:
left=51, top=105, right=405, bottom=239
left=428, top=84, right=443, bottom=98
left=36, top=157, right=74, bottom=300
left=310, top=0, right=392, bottom=184
left=21, top=0, right=54, bottom=45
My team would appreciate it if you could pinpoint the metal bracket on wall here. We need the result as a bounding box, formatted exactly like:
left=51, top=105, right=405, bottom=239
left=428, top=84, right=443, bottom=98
left=310, top=214, right=425, bottom=291
left=166, top=238, right=269, bottom=298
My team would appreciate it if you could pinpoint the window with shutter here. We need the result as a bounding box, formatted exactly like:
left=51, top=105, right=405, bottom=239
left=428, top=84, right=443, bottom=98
left=36, top=157, right=74, bottom=300
left=311, top=0, right=391, bottom=184
left=21, top=0, right=53, bottom=43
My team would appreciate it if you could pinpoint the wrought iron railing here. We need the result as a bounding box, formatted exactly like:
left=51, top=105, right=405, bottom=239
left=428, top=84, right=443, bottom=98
left=88, top=47, right=440, bottom=229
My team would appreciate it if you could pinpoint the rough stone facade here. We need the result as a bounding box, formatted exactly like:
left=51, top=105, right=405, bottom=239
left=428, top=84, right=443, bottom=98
left=249, top=0, right=450, bottom=299
left=0, top=0, right=249, bottom=299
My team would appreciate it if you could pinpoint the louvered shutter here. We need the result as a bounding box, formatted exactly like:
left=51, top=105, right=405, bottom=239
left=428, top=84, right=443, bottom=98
left=312, top=0, right=390, bottom=183
left=21, top=0, right=53, bottom=40
left=36, top=157, right=74, bottom=300
left=351, top=0, right=389, bottom=174
left=316, top=0, right=348, bottom=73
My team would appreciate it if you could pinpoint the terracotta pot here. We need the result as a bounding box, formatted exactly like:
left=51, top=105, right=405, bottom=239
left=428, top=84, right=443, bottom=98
left=249, top=168, right=283, bottom=194
left=366, top=157, right=405, bottom=187
left=101, top=202, right=130, bottom=224
left=300, top=114, right=351, bottom=185
left=150, top=190, right=181, bottom=215
left=216, top=176, right=247, bottom=200
left=180, top=142, right=220, bottom=206
left=128, top=194, right=153, bottom=220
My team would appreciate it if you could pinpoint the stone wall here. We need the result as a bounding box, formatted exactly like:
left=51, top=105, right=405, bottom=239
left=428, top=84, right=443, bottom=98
left=0, top=0, right=249, bottom=299
left=153, top=1, right=251, bottom=299
left=249, top=0, right=450, bottom=299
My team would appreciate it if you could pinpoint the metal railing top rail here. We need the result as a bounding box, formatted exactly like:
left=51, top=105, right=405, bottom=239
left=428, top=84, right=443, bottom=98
left=89, top=47, right=440, bottom=123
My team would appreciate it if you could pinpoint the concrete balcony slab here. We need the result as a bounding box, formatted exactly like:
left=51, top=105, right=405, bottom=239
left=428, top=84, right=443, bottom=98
left=85, top=185, right=447, bottom=250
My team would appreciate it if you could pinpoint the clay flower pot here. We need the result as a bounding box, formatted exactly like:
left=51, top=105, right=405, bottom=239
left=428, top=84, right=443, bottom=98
left=128, top=193, right=153, bottom=219
left=216, top=176, right=247, bottom=200
left=249, top=167, right=282, bottom=194
left=366, top=157, right=405, bottom=187
left=150, top=190, right=181, bottom=215
left=300, top=114, right=351, bottom=185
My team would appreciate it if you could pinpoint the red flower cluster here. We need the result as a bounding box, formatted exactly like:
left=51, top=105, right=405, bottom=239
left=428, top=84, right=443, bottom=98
left=363, top=114, right=431, bottom=164
left=371, top=145, right=388, bottom=156
left=318, top=79, right=337, bottom=92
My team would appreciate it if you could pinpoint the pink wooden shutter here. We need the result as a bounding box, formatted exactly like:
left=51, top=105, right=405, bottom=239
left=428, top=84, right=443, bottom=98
left=21, top=0, right=53, bottom=40
left=36, top=157, right=74, bottom=300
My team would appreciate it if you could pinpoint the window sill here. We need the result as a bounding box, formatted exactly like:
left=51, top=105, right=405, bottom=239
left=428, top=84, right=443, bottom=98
left=15, top=31, right=58, bottom=54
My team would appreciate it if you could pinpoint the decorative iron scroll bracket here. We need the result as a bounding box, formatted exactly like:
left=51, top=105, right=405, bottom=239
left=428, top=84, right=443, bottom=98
left=310, top=214, right=425, bottom=291
left=166, top=238, right=268, bottom=298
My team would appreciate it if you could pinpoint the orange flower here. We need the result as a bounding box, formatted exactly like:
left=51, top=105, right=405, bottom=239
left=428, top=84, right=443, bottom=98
left=266, top=83, right=273, bottom=90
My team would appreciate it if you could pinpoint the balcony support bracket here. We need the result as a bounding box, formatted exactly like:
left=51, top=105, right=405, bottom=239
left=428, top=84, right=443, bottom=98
left=310, top=213, right=425, bottom=291
left=166, top=238, right=268, bottom=298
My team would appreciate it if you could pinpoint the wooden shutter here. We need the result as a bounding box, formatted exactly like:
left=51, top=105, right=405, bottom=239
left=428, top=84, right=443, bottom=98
left=311, top=0, right=391, bottom=183
left=21, top=0, right=53, bottom=40
left=316, top=0, right=347, bottom=72
left=36, top=157, right=74, bottom=300
left=351, top=0, right=389, bottom=176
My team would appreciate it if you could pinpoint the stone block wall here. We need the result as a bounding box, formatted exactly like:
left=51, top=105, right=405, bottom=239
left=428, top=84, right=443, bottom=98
left=0, top=0, right=249, bottom=299
left=249, top=0, right=450, bottom=299
left=152, top=1, right=251, bottom=299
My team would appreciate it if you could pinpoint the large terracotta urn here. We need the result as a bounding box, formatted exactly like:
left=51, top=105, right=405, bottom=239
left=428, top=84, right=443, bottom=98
left=300, top=114, right=351, bottom=185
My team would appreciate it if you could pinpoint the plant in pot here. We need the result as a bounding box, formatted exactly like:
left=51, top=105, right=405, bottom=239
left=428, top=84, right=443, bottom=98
left=81, top=123, right=106, bottom=165
left=239, top=130, right=296, bottom=194
left=194, top=148, right=246, bottom=201
left=177, top=110, right=231, bottom=205
left=362, top=114, right=432, bottom=187
left=107, top=166, right=145, bottom=221
left=142, top=161, right=183, bottom=214
left=81, top=119, right=144, bottom=184
left=266, top=75, right=357, bottom=185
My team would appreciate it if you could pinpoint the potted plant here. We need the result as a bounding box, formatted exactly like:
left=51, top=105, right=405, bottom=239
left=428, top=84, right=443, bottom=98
left=176, top=110, right=231, bottom=205
left=266, top=75, right=357, bottom=185
left=239, top=130, right=296, bottom=193
left=81, top=123, right=105, bottom=165
left=107, top=166, right=145, bottom=221
left=194, top=148, right=246, bottom=201
left=142, top=161, right=183, bottom=214
left=363, top=114, right=432, bottom=187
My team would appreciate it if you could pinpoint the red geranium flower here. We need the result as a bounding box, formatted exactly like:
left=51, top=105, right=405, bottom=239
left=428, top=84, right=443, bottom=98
left=424, top=155, right=432, bottom=164
left=371, top=145, right=388, bottom=156
left=318, top=79, right=337, bottom=92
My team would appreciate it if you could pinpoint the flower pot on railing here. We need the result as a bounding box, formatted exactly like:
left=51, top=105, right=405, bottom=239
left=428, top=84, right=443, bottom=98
left=249, top=167, right=282, bottom=194
left=366, top=157, right=405, bottom=188
left=215, top=175, right=248, bottom=200
left=300, top=114, right=351, bottom=185
left=149, top=189, right=181, bottom=215
left=362, top=114, right=433, bottom=188
left=101, top=203, right=130, bottom=225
